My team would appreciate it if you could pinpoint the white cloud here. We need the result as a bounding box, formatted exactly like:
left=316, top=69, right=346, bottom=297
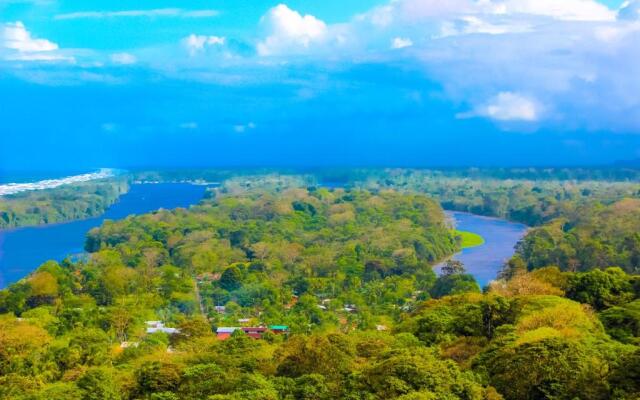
left=2, top=21, right=57, bottom=52
left=391, top=37, right=413, bottom=49
left=439, top=16, right=531, bottom=37
left=498, top=0, right=615, bottom=21
left=54, top=9, right=219, bottom=20
left=257, top=4, right=328, bottom=56
left=461, top=92, right=540, bottom=122
left=389, top=0, right=615, bottom=22
left=1, top=21, right=73, bottom=62
left=359, top=5, right=395, bottom=27
left=183, top=34, right=226, bottom=56
left=110, top=52, right=136, bottom=65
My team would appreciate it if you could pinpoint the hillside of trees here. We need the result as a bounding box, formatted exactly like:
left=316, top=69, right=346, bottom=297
left=0, top=179, right=129, bottom=229
left=0, top=181, right=638, bottom=399
left=514, top=198, right=640, bottom=274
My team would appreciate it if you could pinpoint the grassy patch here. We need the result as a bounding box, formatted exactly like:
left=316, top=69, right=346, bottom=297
left=455, top=230, right=485, bottom=249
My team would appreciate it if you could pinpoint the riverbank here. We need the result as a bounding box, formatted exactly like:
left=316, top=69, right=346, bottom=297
left=0, top=183, right=210, bottom=288
left=439, top=211, right=528, bottom=286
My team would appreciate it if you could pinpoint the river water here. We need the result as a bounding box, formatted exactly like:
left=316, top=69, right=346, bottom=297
left=440, top=211, right=529, bottom=287
left=0, top=188, right=527, bottom=289
left=0, top=183, right=209, bottom=288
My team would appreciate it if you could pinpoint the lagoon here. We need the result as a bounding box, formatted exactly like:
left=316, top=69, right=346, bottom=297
left=0, top=183, right=209, bottom=288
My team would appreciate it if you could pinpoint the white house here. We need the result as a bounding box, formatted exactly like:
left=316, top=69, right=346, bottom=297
left=146, top=321, right=180, bottom=334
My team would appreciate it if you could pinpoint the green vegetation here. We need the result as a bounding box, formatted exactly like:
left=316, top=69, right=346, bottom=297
left=1, top=170, right=640, bottom=399
left=515, top=198, right=640, bottom=274
left=134, top=168, right=640, bottom=227
left=345, top=169, right=640, bottom=226
left=455, top=230, right=485, bottom=249
left=0, top=179, right=129, bottom=229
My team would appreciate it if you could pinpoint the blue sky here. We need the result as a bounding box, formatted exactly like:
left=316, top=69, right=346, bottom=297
left=1, top=0, right=640, bottom=171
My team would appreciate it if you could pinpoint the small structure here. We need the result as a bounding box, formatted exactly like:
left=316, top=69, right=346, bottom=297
left=269, top=325, right=289, bottom=335
left=216, top=326, right=276, bottom=340
left=376, top=325, right=388, bottom=331
left=146, top=321, right=180, bottom=335
left=241, top=326, right=268, bottom=339
left=343, top=304, right=358, bottom=313
left=216, top=327, right=240, bottom=340
left=214, top=306, right=226, bottom=314
left=120, top=341, right=139, bottom=349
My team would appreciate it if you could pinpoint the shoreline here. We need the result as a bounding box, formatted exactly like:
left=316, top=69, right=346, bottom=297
left=0, top=168, right=119, bottom=197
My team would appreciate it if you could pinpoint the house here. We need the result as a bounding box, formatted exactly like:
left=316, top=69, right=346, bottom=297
left=146, top=321, right=180, bottom=335
left=216, top=326, right=273, bottom=340
left=241, top=326, right=268, bottom=339
left=269, top=325, right=289, bottom=335
left=214, top=306, right=226, bottom=314
left=343, top=304, right=358, bottom=313
left=216, top=327, right=240, bottom=340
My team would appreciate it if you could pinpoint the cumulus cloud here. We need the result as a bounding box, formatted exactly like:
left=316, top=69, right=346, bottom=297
left=460, top=92, right=541, bottom=122
left=391, top=37, right=413, bottom=49
left=1, top=21, right=73, bottom=62
left=54, top=9, right=219, bottom=20
left=183, top=34, right=226, bottom=56
left=257, top=4, right=328, bottom=56
left=5, top=0, right=640, bottom=131
left=2, top=21, right=57, bottom=52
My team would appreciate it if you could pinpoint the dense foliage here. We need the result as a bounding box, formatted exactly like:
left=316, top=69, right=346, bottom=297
left=1, top=174, right=639, bottom=399
left=516, top=198, right=640, bottom=274
left=0, top=180, right=129, bottom=229
left=133, top=168, right=640, bottom=226
left=349, top=169, right=640, bottom=226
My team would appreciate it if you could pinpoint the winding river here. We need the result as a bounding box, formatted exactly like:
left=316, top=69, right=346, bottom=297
left=0, top=187, right=528, bottom=289
left=0, top=183, right=209, bottom=288
left=440, top=211, right=529, bottom=287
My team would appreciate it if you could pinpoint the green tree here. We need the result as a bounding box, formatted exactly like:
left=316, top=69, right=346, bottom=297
left=220, top=266, right=243, bottom=292
left=77, top=367, right=121, bottom=400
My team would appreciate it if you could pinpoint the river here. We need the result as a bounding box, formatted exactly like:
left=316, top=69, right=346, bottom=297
left=0, top=183, right=210, bottom=288
left=0, top=188, right=527, bottom=289
left=439, top=211, right=529, bottom=287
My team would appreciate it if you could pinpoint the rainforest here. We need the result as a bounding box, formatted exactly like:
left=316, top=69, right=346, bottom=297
left=0, top=169, right=639, bottom=400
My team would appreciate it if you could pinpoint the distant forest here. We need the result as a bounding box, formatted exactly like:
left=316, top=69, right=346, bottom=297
left=0, top=180, right=129, bottom=229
